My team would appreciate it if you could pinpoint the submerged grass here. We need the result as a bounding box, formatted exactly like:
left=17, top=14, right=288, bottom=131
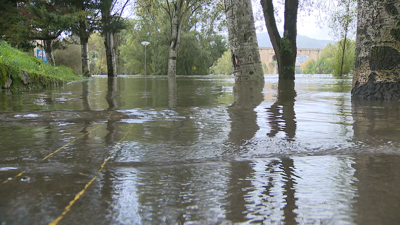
left=0, top=41, right=83, bottom=84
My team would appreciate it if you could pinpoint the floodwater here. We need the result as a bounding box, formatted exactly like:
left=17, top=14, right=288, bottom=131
left=0, top=74, right=400, bottom=225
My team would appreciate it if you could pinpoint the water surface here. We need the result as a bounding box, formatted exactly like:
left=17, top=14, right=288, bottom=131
left=0, top=74, right=399, bottom=225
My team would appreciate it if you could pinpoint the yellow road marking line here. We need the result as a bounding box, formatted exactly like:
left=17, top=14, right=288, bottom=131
left=0, top=113, right=112, bottom=185
left=48, top=176, right=97, bottom=225
left=43, top=113, right=112, bottom=161
left=97, top=124, right=134, bottom=174
left=49, top=123, right=134, bottom=225
left=1, top=171, right=25, bottom=184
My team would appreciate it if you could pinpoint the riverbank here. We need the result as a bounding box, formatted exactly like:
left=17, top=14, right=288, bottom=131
left=0, top=41, right=83, bottom=90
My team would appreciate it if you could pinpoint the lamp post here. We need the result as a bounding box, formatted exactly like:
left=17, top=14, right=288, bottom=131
left=141, top=41, right=150, bottom=76
left=141, top=41, right=150, bottom=107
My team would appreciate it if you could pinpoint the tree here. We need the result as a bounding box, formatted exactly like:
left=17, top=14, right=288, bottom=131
left=225, top=0, right=263, bottom=81
left=21, top=0, right=78, bottom=65
left=260, top=0, right=298, bottom=80
left=331, top=38, right=355, bottom=76
left=302, top=41, right=355, bottom=75
left=123, top=1, right=226, bottom=76
left=328, top=0, right=357, bottom=77
left=177, top=31, right=227, bottom=75
left=160, top=0, right=212, bottom=77
left=211, top=49, right=233, bottom=75
left=262, top=61, right=269, bottom=74
left=88, top=33, right=107, bottom=75
left=0, top=1, right=33, bottom=50
left=302, top=58, right=316, bottom=74
left=99, top=0, right=130, bottom=77
left=352, top=0, right=400, bottom=99
left=54, top=38, right=82, bottom=73
left=135, top=0, right=223, bottom=95
left=68, top=0, right=99, bottom=76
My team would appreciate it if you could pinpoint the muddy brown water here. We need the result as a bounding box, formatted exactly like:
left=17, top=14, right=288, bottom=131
left=0, top=74, right=400, bottom=225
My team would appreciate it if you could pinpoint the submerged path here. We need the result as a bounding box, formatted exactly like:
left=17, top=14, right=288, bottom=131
left=0, top=75, right=400, bottom=224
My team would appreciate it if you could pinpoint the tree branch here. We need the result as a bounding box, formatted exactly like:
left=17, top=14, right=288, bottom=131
left=261, top=0, right=281, bottom=64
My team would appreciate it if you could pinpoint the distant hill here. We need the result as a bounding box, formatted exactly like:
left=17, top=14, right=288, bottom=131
left=256, top=32, right=334, bottom=49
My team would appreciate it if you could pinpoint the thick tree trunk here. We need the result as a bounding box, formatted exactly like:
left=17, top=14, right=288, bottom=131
left=225, top=0, right=263, bottom=82
left=105, top=32, right=117, bottom=77
left=43, top=39, right=55, bottom=66
left=81, top=36, right=90, bottom=77
left=352, top=0, right=400, bottom=99
left=261, top=0, right=298, bottom=80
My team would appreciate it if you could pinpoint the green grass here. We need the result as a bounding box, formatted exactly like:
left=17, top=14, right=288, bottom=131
left=0, top=40, right=82, bottom=82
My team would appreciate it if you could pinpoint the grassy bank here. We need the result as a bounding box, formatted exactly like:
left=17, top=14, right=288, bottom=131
left=0, top=41, right=83, bottom=89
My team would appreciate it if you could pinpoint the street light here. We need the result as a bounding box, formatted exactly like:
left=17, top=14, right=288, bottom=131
left=141, top=41, right=150, bottom=107
left=141, top=41, right=150, bottom=76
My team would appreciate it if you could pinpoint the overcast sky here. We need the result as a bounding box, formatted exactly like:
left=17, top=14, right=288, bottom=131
left=252, top=1, right=334, bottom=41
left=296, top=16, right=333, bottom=40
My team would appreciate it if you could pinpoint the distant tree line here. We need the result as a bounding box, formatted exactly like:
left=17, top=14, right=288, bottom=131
left=302, top=39, right=355, bottom=76
left=0, top=0, right=227, bottom=77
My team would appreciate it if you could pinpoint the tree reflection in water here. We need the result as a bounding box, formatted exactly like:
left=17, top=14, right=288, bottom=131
left=106, top=77, right=118, bottom=144
left=228, top=80, right=264, bottom=146
left=351, top=99, right=400, bottom=224
left=226, top=78, right=300, bottom=224
left=267, top=79, right=297, bottom=140
left=267, top=80, right=298, bottom=223
left=226, top=79, right=264, bottom=222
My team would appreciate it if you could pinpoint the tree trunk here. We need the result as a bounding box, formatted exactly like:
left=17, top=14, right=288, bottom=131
left=168, top=9, right=181, bottom=78
left=261, top=0, right=298, bottom=80
left=261, top=0, right=281, bottom=73
left=105, top=32, right=117, bottom=77
left=352, top=0, right=400, bottom=99
left=43, top=39, right=55, bottom=66
left=168, top=76, right=177, bottom=109
left=340, top=34, right=348, bottom=77
left=225, top=0, right=263, bottom=82
left=167, top=4, right=182, bottom=96
left=280, top=0, right=298, bottom=80
left=81, top=36, right=90, bottom=77
left=107, top=77, right=117, bottom=109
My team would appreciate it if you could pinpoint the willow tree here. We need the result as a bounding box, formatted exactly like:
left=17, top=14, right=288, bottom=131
left=352, top=0, right=400, bottom=99
left=225, top=0, right=263, bottom=82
